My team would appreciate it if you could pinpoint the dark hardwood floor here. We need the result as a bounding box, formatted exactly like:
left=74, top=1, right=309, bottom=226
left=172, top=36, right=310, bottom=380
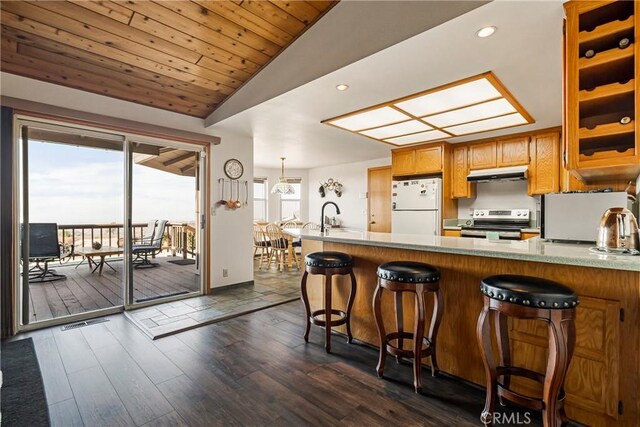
left=12, top=301, right=542, bottom=426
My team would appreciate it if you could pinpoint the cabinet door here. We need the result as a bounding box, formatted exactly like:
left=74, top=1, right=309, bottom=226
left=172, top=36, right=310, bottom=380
left=414, top=146, right=442, bottom=174
left=469, top=142, right=497, bottom=170
left=442, top=229, right=461, bottom=237
left=498, top=137, right=529, bottom=166
left=391, top=150, right=415, bottom=176
left=528, top=132, right=560, bottom=195
left=451, top=145, right=475, bottom=198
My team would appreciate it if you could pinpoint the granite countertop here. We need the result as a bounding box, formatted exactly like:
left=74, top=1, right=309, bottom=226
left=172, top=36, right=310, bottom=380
left=290, top=229, right=640, bottom=272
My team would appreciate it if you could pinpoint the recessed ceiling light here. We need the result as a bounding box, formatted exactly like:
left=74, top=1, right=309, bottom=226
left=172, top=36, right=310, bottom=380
left=336, top=84, right=349, bottom=91
left=476, top=26, right=497, bottom=38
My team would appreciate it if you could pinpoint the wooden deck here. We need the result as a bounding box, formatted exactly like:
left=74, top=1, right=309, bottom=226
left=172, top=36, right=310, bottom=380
left=27, top=257, right=199, bottom=323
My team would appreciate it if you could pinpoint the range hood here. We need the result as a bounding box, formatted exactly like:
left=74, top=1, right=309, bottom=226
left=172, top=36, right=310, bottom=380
left=467, top=165, right=528, bottom=183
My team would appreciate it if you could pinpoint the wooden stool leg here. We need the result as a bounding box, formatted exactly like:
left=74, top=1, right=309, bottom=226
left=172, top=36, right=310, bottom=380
left=559, top=318, right=576, bottom=425
left=372, top=281, right=386, bottom=378
left=495, top=311, right=511, bottom=405
left=543, top=311, right=571, bottom=427
left=477, top=302, right=497, bottom=426
left=324, top=272, right=332, bottom=353
left=412, top=286, right=426, bottom=393
left=345, top=271, right=357, bottom=343
left=300, top=271, right=311, bottom=342
left=428, top=286, right=444, bottom=377
left=394, top=291, right=404, bottom=363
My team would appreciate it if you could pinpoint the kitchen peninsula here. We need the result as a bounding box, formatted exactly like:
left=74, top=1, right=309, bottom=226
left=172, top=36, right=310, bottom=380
left=297, top=230, right=640, bottom=426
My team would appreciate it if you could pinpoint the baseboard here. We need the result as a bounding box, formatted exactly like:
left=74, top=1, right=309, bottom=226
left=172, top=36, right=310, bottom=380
left=211, top=280, right=254, bottom=291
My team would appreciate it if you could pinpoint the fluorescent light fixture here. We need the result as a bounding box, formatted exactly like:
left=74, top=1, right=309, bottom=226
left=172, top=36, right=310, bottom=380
left=360, top=120, right=432, bottom=139
left=385, top=130, right=449, bottom=145
left=395, top=78, right=501, bottom=117
left=445, top=112, right=528, bottom=136
left=322, top=72, right=533, bottom=146
left=476, top=26, right=497, bottom=38
left=336, top=84, right=349, bottom=91
left=328, top=107, right=409, bottom=131
left=424, top=98, right=516, bottom=128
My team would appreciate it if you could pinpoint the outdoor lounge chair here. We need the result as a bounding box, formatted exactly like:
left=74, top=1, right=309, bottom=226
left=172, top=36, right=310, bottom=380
left=132, top=220, right=167, bottom=268
left=23, top=223, right=73, bottom=283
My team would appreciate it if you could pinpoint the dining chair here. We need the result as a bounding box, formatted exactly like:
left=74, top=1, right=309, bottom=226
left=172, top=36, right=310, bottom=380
left=265, top=223, right=288, bottom=271
left=253, top=223, right=270, bottom=269
left=302, top=222, right=321, bottom=230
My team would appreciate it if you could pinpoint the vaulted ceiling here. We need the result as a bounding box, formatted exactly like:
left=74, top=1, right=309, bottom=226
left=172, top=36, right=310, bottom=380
left=0, top=1, right=336, bottom=118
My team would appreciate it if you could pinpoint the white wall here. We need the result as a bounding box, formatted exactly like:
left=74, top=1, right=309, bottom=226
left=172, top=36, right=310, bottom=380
left=457, top=181, right=539, bottom=222
left=1, top=73, right=254, bottom=288
left=253, top=167, right=309, bottom=223
left=308, top=157, right=391, bottom=230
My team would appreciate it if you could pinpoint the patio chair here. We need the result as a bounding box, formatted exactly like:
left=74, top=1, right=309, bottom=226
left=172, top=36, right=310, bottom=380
left=23, top=223, right=73, bottom=283
left=132, top=220, right=167, bottom=268
left=135, top=220, right=157, bottom=245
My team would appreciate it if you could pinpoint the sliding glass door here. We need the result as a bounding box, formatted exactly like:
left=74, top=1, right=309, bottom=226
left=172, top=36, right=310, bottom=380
left=16, top=118, right=206, bottom=329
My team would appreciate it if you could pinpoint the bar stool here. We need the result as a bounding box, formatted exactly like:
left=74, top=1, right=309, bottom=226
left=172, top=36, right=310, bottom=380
left=372, top=261, right=444, bottom=393
left=300, top=251, right=356, bottom=353
left=476, top=275, right=579, bottom=427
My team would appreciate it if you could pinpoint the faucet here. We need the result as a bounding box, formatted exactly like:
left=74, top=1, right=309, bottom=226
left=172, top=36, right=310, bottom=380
left=321, top=202, right=340, bottom=233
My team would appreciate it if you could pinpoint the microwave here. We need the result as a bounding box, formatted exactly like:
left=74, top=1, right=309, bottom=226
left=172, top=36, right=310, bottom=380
left=542, top=192, right=633, bottom=243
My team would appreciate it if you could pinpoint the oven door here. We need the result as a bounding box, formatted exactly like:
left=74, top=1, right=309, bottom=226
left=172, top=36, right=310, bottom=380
left=460, top=229, right=522, bottom=240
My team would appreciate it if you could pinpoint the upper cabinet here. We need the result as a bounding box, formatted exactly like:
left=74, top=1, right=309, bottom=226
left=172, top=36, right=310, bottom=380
left=392, top=143, right=445, bottom=176
left=469, top=142, right=497, bottom=170
left=528, top=131, right=560, bottom=195
left=451, top=145, right=476, bottom=199
left=497, top=137, right=530, bottom=167
left=563, top=0, right=640, bottom=181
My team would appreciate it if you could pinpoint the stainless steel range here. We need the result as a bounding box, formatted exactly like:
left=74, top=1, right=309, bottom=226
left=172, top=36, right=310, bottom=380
left=461, top=209, right=530, bottom=240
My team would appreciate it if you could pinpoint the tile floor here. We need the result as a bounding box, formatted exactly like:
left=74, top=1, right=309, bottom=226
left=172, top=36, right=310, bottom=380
left=127, top=261, right=302, bottom=338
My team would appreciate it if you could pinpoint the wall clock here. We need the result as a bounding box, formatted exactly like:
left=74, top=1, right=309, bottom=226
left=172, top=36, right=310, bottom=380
left=224, top=159, right=244, bottom=179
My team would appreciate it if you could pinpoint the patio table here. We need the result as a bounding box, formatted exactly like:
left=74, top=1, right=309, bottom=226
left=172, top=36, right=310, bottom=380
left=74, top=246, right=123, bottom=276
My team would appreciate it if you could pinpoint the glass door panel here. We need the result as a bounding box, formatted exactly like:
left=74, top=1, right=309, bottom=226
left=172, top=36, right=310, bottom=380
left=126, top=141, right=202, bottom=307
left=18, top=120, right=125, bottom=326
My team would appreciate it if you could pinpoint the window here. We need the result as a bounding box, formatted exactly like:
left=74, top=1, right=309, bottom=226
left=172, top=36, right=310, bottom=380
left=280, top=179, right=302, bottom=221
left=253, top=178, right=267, bottom=221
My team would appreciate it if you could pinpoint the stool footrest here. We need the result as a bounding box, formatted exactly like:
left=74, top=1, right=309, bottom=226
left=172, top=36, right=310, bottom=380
left=495, top=366, right=566, bottom=411
left=310, top=309, right=347, bottom=327
left=384, top=332, right=432, bottom=359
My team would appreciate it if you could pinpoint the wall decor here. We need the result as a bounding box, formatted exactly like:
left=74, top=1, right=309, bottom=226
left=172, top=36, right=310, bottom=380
left=321, top=178, right=344, bottom=197
left=224, top=158, right=244, bottom=179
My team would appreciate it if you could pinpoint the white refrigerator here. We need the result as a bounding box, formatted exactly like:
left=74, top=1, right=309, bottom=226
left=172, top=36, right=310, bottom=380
left=391, top=178, right=442, bottom=235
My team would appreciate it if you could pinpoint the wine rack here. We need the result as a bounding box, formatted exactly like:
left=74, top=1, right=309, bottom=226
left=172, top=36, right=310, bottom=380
left=564, top=0, right=640, bottom=181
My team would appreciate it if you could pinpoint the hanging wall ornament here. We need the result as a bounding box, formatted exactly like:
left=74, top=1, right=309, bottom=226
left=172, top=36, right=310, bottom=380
left=319, top=184, right=326, bottom=198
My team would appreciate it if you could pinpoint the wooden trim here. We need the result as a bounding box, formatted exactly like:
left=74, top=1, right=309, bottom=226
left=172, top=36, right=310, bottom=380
left=1, top=96, right=220, bottom=146
left=321, top=71, right=535, bottom=147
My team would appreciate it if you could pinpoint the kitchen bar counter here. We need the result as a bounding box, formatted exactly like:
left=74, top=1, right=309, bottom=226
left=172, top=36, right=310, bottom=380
left=298, top=231, right=640, bottom=426
left=293, top=230, right=639, bottom=271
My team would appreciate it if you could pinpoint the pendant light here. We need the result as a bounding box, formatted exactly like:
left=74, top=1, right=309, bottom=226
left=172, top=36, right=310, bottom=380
left=271, top=157, right=295, bottom=195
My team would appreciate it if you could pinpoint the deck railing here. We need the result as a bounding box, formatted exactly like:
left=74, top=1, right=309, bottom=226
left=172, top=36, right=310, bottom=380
left=57, top=222, right=197, bottom=260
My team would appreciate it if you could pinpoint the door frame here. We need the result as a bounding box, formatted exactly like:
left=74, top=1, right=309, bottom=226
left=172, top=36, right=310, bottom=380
left=367, top=165, right=392, bottom=232
left=11, top=113, right=212, bottom=332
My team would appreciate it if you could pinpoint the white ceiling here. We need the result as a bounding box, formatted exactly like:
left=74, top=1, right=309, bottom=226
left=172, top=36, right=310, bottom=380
left=210, top=1, right=565, bottom=169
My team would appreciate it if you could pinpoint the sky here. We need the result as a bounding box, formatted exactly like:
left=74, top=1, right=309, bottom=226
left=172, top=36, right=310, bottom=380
left=26, top=141, right=196, bottom=225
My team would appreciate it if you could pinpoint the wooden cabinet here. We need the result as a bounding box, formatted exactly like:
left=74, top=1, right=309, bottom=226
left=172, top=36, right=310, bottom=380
left=391, top=149, right=415, bottom=176
left=510, top=296, right=621, bottom=426
left=391, top=143, right=444, bottom=176
left=469, top=142, right=497, bottom=170
left=497, top=137, right=529, bottom=166
left=563, top=1, right=640, bottom=181
left=451, top=145, right=476, bottom=199
left=443, top=229, right=461, bottom=237
left=414, top=146, right=442, bottom=174
left=521, top=231, right=539, bottom=240
left=528, top=132, right=560, bottom=195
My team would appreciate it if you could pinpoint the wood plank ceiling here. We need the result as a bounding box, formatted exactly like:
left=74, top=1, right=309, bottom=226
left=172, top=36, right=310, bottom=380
left=0, top=1, right=337, bottom=118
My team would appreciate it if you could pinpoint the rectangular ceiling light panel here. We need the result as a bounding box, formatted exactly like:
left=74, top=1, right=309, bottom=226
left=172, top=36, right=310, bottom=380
left=322, top=72, right=533, bottom=147
left=359, top=120, right=432, bottom=139
left=445, top=113, right=528, bottom=136
left=395, top=78, right=501, bottom=117
left=385, top=130, right=449, bottom=145
left=328, top=106, right=409, bottom=131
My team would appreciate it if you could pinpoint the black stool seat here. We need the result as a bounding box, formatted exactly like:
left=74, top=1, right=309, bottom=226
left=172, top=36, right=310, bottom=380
left=480, top=275, right=579, bottom=309
left=377, top=261, right=440, bottom=283
left=305, top=251, right=353, bottom=268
